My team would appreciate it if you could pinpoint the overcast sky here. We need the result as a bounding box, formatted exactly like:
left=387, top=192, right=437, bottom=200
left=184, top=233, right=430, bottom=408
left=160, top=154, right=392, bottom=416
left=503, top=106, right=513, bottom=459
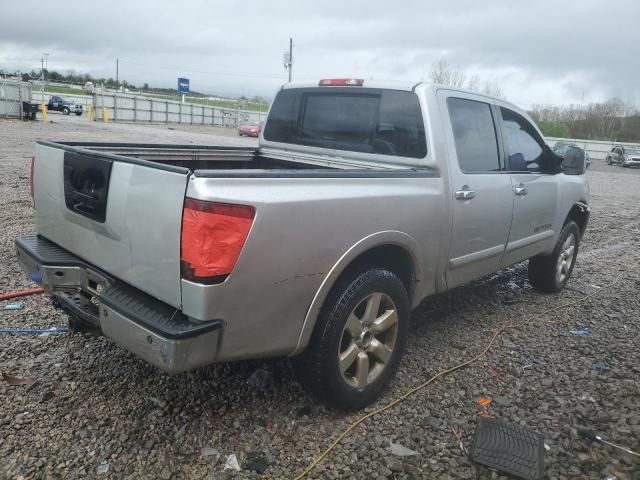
left=1, top=0, right=639, bottom=109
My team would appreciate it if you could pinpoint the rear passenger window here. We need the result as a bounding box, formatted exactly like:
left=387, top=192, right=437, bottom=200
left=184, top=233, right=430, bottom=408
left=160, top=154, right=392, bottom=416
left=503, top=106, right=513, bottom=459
left=447, top=97, right=500, bottom=173
left=500, top=107, right=545, bottom=172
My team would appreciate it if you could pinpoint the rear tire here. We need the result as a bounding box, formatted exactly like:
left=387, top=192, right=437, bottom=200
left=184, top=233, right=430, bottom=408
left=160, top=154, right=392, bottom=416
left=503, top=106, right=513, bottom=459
left=528, top=221, right=580, bottom=293
left=607, top=156, right=612, bottom=165
left=293, top=267, right=409, bottom=410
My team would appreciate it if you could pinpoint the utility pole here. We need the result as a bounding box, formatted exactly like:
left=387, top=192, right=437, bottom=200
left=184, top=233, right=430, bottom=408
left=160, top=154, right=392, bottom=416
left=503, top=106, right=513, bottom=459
left=41, top=53, right=49, bottom=112
left=288, top=38, right=293, bottom=82
left=283, top=38, right=293, bottom=82
left=116, top=57, right=119, bottom=91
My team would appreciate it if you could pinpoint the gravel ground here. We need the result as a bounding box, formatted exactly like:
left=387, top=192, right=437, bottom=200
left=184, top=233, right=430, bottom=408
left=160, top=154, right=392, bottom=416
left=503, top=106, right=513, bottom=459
left=1, top=117, right=639, bottom=480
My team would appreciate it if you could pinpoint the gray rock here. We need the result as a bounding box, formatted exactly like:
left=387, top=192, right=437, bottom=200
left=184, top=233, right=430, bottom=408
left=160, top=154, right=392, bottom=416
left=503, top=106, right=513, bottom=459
left=96, top=461, right=109, bottom=475
left=388, top=442, right=419, bottom=457
left=492, top=395, right=511, bottom=407
left=384, top=457, right=404, bottom=473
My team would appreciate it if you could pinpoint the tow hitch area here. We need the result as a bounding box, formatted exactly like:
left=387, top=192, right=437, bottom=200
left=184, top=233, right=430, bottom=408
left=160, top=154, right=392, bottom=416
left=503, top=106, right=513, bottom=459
left=15, top=234, right=223, bottom=372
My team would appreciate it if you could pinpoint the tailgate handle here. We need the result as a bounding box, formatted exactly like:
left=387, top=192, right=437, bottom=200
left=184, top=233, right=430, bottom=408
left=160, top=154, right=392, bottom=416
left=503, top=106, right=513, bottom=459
left=63, top=151, right=112, bottom=223
left=70, top=190, right=99, bottom=213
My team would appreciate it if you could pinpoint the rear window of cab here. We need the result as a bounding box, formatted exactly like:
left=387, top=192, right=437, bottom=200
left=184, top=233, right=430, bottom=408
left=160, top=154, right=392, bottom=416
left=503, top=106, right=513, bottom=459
left=264, top=88, right=427, bottom=159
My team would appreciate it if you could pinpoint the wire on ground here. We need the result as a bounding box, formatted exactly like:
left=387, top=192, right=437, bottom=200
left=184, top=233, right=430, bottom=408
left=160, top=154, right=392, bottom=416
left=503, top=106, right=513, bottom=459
left=294, top=272, right=626, bottom=480
left=0, top=288, right=44, bottom=302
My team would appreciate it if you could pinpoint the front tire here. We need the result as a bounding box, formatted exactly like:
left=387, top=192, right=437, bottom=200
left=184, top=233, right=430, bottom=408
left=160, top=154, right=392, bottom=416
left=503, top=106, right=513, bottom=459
left=528, top=221, right=580, bottom=293
left=293, top=268, right=409, bottom=410
left=62, top=107, right=70, bottom=115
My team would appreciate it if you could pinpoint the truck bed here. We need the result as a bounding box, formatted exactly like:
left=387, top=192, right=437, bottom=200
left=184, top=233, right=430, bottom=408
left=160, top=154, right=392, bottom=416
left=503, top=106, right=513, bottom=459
left=50, top=141, right=420, bottom=175
left=52, top=141, right=340, bottom=172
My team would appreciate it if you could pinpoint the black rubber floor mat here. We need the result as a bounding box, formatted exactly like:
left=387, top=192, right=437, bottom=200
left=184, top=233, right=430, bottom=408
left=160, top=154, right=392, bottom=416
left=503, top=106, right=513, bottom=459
left=469, top=417, right=544, bottom=480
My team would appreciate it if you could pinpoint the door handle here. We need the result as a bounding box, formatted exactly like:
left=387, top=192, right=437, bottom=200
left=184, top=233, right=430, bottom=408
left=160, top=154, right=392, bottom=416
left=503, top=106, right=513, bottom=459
left=455, top=190, right=476, bottom=200
left=514, top=187, right=528, bottom=196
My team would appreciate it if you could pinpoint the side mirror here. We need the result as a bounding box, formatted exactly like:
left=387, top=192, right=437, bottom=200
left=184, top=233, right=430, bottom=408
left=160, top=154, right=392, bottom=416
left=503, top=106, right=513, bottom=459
left=509, top=152, right=527, bottom=171
left=563, top=146, right=586, bottom=175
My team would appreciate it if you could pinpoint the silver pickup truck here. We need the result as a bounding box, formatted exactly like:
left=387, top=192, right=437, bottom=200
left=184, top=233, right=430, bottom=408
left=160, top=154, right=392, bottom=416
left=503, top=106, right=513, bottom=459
left=16, top=80, right=589, bottom=410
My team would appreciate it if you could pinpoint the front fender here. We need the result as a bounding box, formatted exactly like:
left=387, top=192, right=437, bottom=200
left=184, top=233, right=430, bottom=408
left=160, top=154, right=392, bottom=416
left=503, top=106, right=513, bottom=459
left=290, top=230, right=425, bottom=356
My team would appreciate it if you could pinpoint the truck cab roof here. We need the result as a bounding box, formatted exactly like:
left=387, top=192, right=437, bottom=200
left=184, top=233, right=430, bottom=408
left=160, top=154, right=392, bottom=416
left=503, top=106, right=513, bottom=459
left=280, top=79, right=529, bottom=125
left=266, top=80, right=534, bottom=169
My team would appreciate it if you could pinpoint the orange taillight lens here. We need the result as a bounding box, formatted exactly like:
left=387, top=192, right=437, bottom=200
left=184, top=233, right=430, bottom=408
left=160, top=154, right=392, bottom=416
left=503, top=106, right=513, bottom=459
left=180, top=198, right=255, bottom=284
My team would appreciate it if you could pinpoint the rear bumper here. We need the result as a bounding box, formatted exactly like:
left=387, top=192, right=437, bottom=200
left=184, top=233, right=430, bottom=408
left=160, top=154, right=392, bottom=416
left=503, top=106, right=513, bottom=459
left=15, top=234, right=223, bottom=373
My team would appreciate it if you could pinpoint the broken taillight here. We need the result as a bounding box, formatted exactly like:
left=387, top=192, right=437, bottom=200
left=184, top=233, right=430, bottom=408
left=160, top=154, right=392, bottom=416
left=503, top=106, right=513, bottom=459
left=180, top=198, right=255, bottom=284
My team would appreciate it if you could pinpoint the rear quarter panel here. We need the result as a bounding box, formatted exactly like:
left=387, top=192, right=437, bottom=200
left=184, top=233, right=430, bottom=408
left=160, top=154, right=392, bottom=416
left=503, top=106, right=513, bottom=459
left=182, top=173, right=444, bottom=361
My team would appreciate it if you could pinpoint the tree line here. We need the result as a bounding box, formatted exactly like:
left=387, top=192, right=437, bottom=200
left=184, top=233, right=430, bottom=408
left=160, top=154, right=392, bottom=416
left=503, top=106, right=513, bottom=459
left=13, top=69, right=136, bottom=90
left=2, top=68, right=266, bottom=103
left=528, top=100, right=640, bottom=142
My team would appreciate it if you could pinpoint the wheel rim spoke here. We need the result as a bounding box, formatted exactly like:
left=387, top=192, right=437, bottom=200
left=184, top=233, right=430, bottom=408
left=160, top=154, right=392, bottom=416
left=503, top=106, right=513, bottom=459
left=345, top=313, right=363, bottom=338
left=368, top=338, right=392, bottom=364
left=361, top=293, right=382, bottom=326
left=556, top=233, right=576, bottom=283
left=339, top=342, right=360, bottom=373
left=371, top=309, right=397, bottom=335
left=354, top=352, right=369, bottom=387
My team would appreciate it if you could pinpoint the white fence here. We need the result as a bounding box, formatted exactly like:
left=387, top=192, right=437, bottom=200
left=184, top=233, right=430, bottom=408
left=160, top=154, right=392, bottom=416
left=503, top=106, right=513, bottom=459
left=0, top=79, right=32, bottom=118
left=545, top=137, right=640, bottom=160
left=30, top=90, right=265, bottom=127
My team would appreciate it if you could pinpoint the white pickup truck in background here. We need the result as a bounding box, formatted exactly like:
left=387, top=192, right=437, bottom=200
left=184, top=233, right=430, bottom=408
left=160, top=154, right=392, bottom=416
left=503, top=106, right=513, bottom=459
left=16, top=79, right=589, bottom=409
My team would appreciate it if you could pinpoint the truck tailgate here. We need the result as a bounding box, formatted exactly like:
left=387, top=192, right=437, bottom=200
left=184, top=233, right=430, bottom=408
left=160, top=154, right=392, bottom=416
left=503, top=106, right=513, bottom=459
left=33, top=142, right=189, bottom=308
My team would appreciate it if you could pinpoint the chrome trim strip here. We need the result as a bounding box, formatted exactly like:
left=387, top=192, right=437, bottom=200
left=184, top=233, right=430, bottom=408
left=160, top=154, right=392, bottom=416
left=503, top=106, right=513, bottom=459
left=448, top=244, right=505, bottom=269
left=505, top=230, right=555, bottom=253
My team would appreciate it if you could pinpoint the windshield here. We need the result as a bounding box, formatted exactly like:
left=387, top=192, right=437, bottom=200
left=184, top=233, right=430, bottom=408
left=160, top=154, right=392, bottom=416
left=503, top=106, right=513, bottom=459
left=263, top=88, right=427, bottom=158
left=625, top=148, right=640, bottom=155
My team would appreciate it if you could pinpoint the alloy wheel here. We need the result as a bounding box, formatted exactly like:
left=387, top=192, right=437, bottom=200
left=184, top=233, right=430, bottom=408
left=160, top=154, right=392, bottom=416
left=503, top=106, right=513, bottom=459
left=338, top=292, right=398, bottom=389
left=556, top=233, right=576, bottom=284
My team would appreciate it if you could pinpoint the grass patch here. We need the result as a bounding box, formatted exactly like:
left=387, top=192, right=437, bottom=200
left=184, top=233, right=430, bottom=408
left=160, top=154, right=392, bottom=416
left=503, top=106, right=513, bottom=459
left=43, top=85, right=90, bottom=97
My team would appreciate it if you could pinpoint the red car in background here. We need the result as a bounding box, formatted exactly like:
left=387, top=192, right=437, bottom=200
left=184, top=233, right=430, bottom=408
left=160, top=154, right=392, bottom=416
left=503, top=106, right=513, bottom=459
left=238, top=121, right=262, bottom=137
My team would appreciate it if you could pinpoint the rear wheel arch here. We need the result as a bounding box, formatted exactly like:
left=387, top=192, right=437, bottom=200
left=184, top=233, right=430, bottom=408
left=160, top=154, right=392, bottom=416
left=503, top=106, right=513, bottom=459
left=291, top=231, right=423, bottom=356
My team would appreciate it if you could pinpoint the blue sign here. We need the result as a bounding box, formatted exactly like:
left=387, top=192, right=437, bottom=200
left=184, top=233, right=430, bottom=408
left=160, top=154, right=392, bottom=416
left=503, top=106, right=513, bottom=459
left=177, top=77, right=190, bottom=94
